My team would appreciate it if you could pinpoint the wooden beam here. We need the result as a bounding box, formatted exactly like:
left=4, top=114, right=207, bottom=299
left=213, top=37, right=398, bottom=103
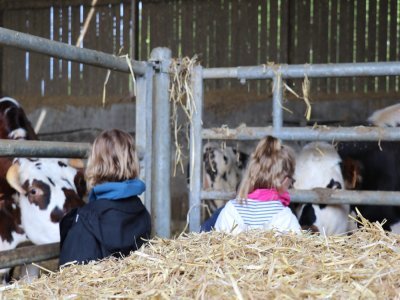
left=0, top=243, right=59, bottom=269
left=0, top=0, right=131, bottom=10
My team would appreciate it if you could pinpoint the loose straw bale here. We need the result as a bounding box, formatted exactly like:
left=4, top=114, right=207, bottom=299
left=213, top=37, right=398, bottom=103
left=169, top=56, right=198, bottom=177
left=3, top=217, right=400, bottom=299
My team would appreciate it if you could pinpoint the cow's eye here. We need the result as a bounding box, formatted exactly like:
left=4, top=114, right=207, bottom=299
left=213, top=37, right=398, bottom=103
left=29, top=189, right=36, bottom=195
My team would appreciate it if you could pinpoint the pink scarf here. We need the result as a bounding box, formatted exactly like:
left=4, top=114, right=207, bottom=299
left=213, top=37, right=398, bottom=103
left=247, top=189, right=291, bottom=207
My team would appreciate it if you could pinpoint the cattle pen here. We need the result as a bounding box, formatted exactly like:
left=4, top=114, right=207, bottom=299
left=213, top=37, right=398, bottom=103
left=188, top=62, right=400, bottom=231
left=1, top=25, right=400, bottom=273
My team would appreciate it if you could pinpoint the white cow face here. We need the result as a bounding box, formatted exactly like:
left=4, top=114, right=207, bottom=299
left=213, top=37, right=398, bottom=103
left=6, top=158, right=86, bottom=245
left=294, top=142, right=344, bottom=190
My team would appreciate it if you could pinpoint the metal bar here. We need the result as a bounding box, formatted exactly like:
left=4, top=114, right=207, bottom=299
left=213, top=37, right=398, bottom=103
left=202, top=62, right=400, bottom=79
left=136, top=66, right=154, bottom=213
left=0, top=140, right=90, bottom=158
left=0, top=243, right=59, bottom=269
left=272, top=75, right=283, bottom=132
left=0, top=27, right=148, bottom=75
left=144, top=67, right=154, bottom=213
left=202, top=126, right=400, bottom=141
left=189, top=66, right=204, bottom=232
left=202, top=189, right=400, bottom=206
left=151, top=48, right=171, bottom=238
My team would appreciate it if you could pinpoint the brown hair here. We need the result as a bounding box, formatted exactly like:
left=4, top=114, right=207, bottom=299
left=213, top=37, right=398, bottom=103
left=237, top=135, right=295, bottom=201
left=85, top=129, right=139, bottom=189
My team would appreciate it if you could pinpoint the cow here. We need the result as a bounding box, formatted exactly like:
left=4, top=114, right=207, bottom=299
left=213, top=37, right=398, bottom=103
left=292, top=142, right=354, bottom=235
left=0, top=97, right=86, bottom=282
left=367, top=103, right=400, bottom=127
left=338, top=141, right=400, bottom=233
left=6, top=158, right=86, bottom=245
left=334, top=103, right=400, bottom=233
left=202, top=142, right=249, bottom=211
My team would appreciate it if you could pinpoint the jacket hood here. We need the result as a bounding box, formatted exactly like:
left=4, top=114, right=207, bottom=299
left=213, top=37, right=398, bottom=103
left=88, top=179, right=146, bottom=202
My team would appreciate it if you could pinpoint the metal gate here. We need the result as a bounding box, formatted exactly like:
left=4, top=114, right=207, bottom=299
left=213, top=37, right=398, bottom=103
left=188, top=62, right=400, bottom=232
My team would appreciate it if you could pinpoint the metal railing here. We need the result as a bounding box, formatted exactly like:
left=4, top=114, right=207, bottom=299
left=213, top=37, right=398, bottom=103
left=189, top=61, right=400, bottom=232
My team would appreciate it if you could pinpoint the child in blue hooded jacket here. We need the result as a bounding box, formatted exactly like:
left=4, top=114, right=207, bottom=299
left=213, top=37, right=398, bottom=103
left=59, top=129, right=151, bottom=265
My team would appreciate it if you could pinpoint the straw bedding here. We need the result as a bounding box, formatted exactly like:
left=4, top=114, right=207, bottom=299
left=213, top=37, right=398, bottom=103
left=2, top=218, right=400, bottom=299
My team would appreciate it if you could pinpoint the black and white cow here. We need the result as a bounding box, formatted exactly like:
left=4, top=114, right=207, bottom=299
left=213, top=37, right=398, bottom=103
left=292, top=142, right=354, bottom=235
left=202, top=142, right=249, bottom=210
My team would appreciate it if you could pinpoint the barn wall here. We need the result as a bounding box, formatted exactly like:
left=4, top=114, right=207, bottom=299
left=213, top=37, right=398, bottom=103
left=1, top=0, right=399, bottom=114
left=1, top=0, right=133, bottom=112
left=140, top=0, right=400, bottom=99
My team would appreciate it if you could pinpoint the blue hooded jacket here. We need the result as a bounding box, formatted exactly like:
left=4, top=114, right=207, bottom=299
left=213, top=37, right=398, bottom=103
left=59, top=179, right=150, bottom=265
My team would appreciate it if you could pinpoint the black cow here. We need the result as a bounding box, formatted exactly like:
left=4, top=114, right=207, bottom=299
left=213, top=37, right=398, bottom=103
left=338, top=141, right=400, bottom=232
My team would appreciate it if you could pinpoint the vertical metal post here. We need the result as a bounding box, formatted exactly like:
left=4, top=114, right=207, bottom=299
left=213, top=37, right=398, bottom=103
left=136, top=64, right=154, bottom=212
left=150, top=47, right=171, bottom=238
left=272, top=74, right=283, bottom=133
left=189, top=66, right=204, bottom=232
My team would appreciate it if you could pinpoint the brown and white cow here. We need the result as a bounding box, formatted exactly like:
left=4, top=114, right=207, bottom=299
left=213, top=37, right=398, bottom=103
left=6, top=157, right=86, bottom=245
left=0, top=97, right=86, bottom=281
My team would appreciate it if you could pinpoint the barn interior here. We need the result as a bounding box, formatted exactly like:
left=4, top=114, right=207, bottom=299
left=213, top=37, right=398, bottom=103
left=0, top=0, right=399, bottom=233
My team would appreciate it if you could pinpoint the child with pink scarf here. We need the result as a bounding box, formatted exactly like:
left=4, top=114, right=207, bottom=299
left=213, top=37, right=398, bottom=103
left=215, top=136, right=301, bottom=234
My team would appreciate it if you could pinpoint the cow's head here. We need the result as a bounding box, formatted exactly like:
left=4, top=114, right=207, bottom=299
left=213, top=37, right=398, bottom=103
left=202, top=142, right=248, bottom=191
left=201, top=142, right=249, bottom=211
left=0, top=97, right=38, bottom=140
left=6, top=158, right=86, bottom=244
left=293, top=142, right=351, bottom=235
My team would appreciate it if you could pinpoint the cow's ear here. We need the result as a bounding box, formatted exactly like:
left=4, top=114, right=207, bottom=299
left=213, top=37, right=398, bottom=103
left=74, top=170, right=87, bottom=199
left=6, top=161, right=26, bottom=194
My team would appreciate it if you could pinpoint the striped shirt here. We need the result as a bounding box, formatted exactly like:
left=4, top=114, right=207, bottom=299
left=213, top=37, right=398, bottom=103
left=233, top=199, right=285, bottom=227
left=215, top=198, right=301, bottom=234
